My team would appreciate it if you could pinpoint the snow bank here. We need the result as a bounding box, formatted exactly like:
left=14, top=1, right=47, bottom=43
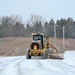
left=62, top=51, right=75, bottom=66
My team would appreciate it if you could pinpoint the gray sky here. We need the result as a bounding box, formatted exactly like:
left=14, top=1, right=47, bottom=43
left=0, top=0, right=75, bottom=21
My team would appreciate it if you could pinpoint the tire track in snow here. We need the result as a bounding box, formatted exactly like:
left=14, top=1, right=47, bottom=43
left=16, top=60, right=25, bottom=75
left=19, top=60, right=52, bottom=75
left=0, top=56, right=75, bottom=75
left=0, top=56, right=25, bottom=75
left=37, top=60, right=55, bottom=72
left=0, top=57, right=21, bottom=74
left=19, top=59, right=62, bottom=75
left=48, top=59, right=75, bottom=75
left=38, top=60, right=64, bottom=75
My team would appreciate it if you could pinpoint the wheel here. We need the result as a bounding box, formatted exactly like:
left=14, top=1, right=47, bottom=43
left=26, top=48, right=31, bottom=59
left=42, top=51, right=47, bottom=59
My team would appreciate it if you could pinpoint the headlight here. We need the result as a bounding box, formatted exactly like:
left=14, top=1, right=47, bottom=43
left=34, top=44, right=37, bottom=50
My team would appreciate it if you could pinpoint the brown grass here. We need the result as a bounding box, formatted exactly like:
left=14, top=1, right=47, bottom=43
left=0, top=37, right=75, bottom=56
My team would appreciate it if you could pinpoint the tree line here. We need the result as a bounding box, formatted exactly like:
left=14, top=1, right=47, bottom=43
left=0, top=14, right=75, bottom=38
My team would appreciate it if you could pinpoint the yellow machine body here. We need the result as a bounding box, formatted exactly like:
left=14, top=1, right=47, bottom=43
left=26, top=33, right=64, bottom=59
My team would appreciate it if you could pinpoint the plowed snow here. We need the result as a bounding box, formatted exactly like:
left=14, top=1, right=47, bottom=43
left=0, top=51, right=75, bottom=75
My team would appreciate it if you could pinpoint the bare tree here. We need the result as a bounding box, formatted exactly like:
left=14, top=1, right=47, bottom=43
left=0, top=15, right=23, bottom=37
left=27, top=14, right=45, bottom=26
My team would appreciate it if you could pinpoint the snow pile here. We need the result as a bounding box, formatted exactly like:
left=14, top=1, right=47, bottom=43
left=62, top=51, right=75, bottom=66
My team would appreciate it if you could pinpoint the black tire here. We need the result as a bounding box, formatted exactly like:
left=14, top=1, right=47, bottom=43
left=26, top=48, right=31, bottom=59
left=42, top=51, right=47, bottom=59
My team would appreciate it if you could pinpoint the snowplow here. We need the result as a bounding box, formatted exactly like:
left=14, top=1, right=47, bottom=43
left=26, top=33, right=64, bottom=59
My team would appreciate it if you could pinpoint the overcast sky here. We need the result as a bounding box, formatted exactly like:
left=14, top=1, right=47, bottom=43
left=0, top=0, right=75, bottom=21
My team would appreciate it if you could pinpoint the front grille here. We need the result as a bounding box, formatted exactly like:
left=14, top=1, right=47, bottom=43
left=31, top=43, right=39, bottom=49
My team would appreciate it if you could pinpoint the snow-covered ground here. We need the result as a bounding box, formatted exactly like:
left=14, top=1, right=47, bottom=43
left=63, top=51, right=75, bottom=67
left=0, top=51, right=75, bottom=75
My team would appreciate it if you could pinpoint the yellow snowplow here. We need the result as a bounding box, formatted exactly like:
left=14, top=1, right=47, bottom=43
left=26, top=33, right=64, bottom=59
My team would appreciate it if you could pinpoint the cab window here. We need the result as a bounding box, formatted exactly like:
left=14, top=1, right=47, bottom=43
left=33, top=35, right=41, bottom=40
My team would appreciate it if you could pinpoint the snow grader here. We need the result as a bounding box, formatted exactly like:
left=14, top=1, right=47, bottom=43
left=26, top=33, right=64, bottom=59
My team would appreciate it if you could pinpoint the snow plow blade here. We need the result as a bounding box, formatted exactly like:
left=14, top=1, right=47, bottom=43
left=48, top=52, right=64, bottom=59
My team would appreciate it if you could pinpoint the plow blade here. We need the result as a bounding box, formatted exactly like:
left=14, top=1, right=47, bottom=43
left=48, top=52, right=64, bottom=59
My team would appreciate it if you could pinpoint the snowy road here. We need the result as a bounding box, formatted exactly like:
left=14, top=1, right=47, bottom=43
left=0, top=51, right=75, bottom=75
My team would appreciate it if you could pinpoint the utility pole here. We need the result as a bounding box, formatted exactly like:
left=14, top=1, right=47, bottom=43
left=54, top=25, right=65, bottom=50
left=54, top=24, right=59, bottom=46
left=54, top=24, right=56, bottom=46
left=63, top=26, right=65, bottom=50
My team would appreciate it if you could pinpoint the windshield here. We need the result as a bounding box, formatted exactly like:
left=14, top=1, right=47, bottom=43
left=33, top=35, right=41, bottom=40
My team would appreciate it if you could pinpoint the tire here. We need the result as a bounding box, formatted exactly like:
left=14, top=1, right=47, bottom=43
left=42, top=51, right=47, bottom=59
left=26, top=48, right=31, bottom=59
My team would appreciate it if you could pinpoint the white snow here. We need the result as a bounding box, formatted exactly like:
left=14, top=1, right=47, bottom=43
left=0, top=51, right=75, bottom=75
left=62, top=51, right=75, bottom=66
